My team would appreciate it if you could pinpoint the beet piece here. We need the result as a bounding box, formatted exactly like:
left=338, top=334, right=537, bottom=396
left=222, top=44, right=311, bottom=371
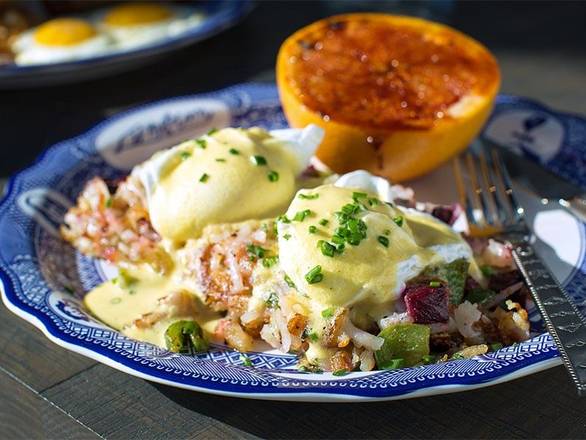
left=431, top=204, right=460, bottom=225
left=421, top=259, right=469, bottom=304
left=404, top=285, right=449, bottom=324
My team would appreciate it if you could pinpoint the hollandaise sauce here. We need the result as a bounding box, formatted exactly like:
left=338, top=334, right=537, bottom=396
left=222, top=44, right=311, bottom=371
left=138, top=127, right=305, bottom=243
left=278, top=185, right=472, bottom=321
left=84, top=264, right=222, bottom=348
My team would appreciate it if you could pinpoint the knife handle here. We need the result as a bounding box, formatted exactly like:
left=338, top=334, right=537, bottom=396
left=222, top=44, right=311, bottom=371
left=562, top=196, right=586, bottom=224
left=510, top=238, right=586, bottom=395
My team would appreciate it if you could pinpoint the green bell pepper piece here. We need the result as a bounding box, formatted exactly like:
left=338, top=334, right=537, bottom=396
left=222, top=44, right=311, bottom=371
left=165, top=320, right=209, bottom=353
left=375, top=323, right=430, bottom=369
left=466, top=287, right=496, bottom=305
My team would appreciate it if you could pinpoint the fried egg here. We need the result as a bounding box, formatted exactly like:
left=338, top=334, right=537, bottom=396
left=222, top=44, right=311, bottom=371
left=11, top=18, right=111, bottom=65
left=100, top=2, right=204, bottom=49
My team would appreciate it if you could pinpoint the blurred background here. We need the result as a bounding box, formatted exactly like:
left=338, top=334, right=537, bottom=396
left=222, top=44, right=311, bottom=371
left=1, top=0, right=585, bottom=177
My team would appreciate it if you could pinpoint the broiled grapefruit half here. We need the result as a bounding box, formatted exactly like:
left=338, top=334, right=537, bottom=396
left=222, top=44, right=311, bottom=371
left=276, top=14, right=500, bottom=181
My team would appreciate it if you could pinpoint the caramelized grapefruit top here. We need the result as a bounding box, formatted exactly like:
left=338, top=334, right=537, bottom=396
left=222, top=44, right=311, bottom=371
left=280, top=14, right=500, bottom=131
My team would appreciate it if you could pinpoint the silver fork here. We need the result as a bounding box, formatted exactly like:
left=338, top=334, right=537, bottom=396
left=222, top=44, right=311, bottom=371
left=454, top=147, right=586, bottom=395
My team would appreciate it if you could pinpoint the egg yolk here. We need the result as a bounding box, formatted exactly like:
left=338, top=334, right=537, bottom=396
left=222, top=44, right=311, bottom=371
left=104, top=2, right=172, bottom=27
left=34, top=18, right=97, bottom=46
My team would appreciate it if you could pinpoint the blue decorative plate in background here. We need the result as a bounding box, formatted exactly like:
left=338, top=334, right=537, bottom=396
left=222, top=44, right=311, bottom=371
left=3, top=83, right=586, bottom=402
left=0, top=0, right=252, bottom=88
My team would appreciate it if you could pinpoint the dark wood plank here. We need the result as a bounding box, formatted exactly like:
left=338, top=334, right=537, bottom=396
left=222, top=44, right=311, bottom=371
left=146, top=366, right=586, bottom=439
left=43, top=365, right=257, bottom=440
left=43, top=361, right=586, bottom=439
left=0, top=303, right=96, bottom=392
left=0, top=369, right=100, bottom=440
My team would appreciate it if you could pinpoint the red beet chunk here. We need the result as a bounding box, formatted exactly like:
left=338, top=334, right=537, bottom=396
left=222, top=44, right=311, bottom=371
left=431, top=204, right=460, bottom=225
left=404, top=285, right=449, bottom=324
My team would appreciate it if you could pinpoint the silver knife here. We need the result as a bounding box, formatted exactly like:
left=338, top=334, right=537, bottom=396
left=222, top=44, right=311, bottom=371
left=482, top=138, right=586, bottom=223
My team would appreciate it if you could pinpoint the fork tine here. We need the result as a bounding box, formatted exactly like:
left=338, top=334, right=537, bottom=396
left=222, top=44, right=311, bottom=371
left=465, top=152, right=489, bottom=226
left=489, top=149, right=524, bottom=223
left=453, top=154, right=476, bottom=226
left=478, top=149, right=504, bottom=226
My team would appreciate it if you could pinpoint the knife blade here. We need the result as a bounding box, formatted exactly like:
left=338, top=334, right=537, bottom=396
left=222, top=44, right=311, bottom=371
left=481, top=138, right=586, bottom=223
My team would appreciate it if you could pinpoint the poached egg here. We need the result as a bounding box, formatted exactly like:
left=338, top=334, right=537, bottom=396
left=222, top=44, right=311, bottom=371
left=134, top=125, right=324, bottom=243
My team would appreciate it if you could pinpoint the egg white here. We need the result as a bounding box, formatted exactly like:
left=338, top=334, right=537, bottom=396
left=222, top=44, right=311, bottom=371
left=99, top=6, right=205, bottom=50
left=12, top=28, right=112, bottom=65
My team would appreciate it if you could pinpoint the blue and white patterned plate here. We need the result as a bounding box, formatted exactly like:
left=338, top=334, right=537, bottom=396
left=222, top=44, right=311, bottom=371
left=0, top=1, right=251, bottom=88
left=2, top=83, right=586, bottom=402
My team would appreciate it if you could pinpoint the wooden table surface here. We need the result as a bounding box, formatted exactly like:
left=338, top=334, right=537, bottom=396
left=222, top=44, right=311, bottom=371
left=2, top=1, right=586, bottom=439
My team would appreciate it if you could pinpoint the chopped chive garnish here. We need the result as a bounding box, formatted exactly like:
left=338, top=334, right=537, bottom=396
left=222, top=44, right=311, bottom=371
left=265, top=292, right=279, bottom=309
left=251, top=155, right=267, bottom=166
left=293, top=209, right=314, bottom=222
left=199, top=173, right=210, bottom=183
left=105, top=197, right=113, bottom=208
left=284, top=274, right=296, bottom=289
left=277, top=214, right=291, bottom=223
left=333, top=369, right=348, bottom=376
left=321, top=307, right=334, bottom=318
left=421, top=354, right=436, bottom=365
left=246, top=244, right=267, bottom=260
left=267, top=170, right=279, bottom=182
left=490, top=343, right=503, bottom=351
left=215, top=158, right=226, bottom=162
left=384, top=358, right=405, bottom=370
left=377, top=236, right=389, bottom=247
left=180, top=151, right=191, bottom=160
left=308, top=225, right=317, bottom=234
left=299, top=193, right=319, bottom=200
left=368, top=197, right=380, bottom=206
left=262, top=256, right=279, bottom=268
left=319, top=219, right=329, bottom=226
left=195, top=139, right=207, bottom=149
left=429, top=280, right=441, bottom=288
left=241, top=355, right=253, bottom=367
left=318, top=240, right=336, bottom=257
left=335, top=211, right=350, bottom=224
left=305, top=265, right=323, bottom=284
left=393, top=215, right=404, bottom=227
left=283, top=233, right=291, bottom=240
left=383, top=229, right=391, bottom=236
left=207, top=128, right=218, bottom=135
left=331, top=235, right=345, bottom=245
left=352, top=192, right=367, bottom=202
left=229, top=148, right=240, bottom=155
left=308, top=331, right=319, bottom=342
left=341, top=203, right=361, bottom=215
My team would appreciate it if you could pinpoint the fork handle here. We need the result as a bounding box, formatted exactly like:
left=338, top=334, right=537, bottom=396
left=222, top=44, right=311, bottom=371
left=510, top=237, right=586, bottom=395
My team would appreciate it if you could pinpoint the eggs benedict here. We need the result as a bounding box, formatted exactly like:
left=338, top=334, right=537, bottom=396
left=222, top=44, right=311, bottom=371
left=62, top=126, right=530, bottom=374
left=138, top=127, right=318, bottom=243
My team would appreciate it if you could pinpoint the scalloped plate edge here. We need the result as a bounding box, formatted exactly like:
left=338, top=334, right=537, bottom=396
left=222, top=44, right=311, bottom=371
left=1, top=285, right=561, bottom=402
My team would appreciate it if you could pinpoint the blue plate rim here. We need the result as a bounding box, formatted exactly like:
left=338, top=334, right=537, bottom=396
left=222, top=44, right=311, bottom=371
left=0, top=82, right=573, bottom=401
